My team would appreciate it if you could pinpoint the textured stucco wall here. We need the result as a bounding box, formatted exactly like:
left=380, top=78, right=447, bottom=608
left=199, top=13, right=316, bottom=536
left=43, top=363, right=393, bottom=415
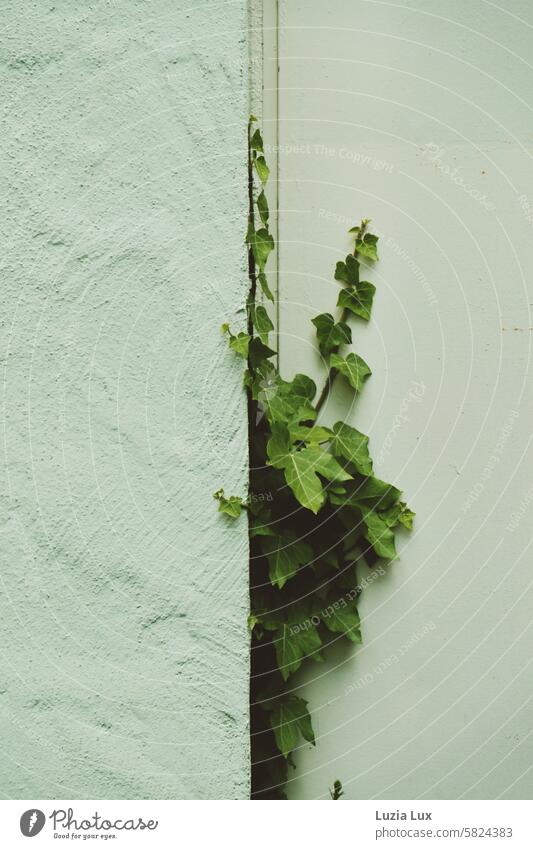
left=0, top=1, right=250, bottom=799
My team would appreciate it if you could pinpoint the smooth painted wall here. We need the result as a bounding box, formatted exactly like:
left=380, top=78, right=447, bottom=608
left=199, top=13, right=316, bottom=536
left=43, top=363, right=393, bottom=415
left=276, top=0, right=533, bottom=800
left=0, top=0, right=250, bottom=799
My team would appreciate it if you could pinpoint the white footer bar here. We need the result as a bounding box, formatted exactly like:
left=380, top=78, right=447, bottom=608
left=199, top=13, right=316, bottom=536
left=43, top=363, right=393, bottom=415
left=0, top=799, right=530, bottom=848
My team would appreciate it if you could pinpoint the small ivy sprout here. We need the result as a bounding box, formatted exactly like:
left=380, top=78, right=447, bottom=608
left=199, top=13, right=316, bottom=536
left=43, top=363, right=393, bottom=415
left=330, top=779, right=344, bottom=800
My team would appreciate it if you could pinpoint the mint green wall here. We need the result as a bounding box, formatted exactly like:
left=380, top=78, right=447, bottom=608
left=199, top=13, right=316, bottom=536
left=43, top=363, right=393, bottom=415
left=0, top=1, right=250, bottom=799
left=276, top=0, right=533, bottom=800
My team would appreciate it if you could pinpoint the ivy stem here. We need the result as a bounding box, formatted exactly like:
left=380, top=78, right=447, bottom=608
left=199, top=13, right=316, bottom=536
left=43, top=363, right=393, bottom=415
left=314, top=220, right=368, bottom=419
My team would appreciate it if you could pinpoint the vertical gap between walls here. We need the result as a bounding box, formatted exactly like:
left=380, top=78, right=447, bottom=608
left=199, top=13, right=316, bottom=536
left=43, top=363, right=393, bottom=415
left=260, top=0, right=280, bottom=354
left=247, top=0, right=280, bottom=800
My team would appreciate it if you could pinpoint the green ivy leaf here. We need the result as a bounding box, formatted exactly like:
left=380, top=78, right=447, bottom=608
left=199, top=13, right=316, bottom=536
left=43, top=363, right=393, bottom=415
left=283, top=450, right=326, bottom=514
left=258, top=271, right=274, bottom=302
left=398, top=503, right=415, bottom=529
left=301, top=446, right=352, bottom=483
left=263, top=374, right=317, bottom=426
left=376, top=501, right=415, bottom=530
left=337, top=281, right=376, bottom=321
left=347, top=476, right=401, bottom=509
left=251, top=304, right=274, bottom=343
left=249, top=514, right=275, bottom=537
left=251, top=228, right=274, bottom=271
left=289, top=373, right=317, bottom=403
left=355, top=232, right=379, bottom=262
left=312, top=312, right=352, bottom=357
left=250, top=128, right=263, bottom=152
left=289, top=425, right=334, bottom=444
left=257, top=189, right=269, bottom=225
left=225, top=330, right=251, bottom=358
left=262, top=533, right=313, bottom=589
left=249, top=336, right=276, bottom=369
left=331, top=421, right=373, bottom=476
left=334, top=254, right=360, bottom=286
left=269, top=696, right=315, bottom=757
left=266, top=422, right=291, bottom=469
left=362, top=509, right=397, bottom=559
left=322, top=595, right=362, bottom=643
left=254, top=155, right=270, bottom=185
left=330, top=352, right=372, bottom=392
left=213, top=488, right=244, bottom=518
left=273, top=623, right=323, bottom=681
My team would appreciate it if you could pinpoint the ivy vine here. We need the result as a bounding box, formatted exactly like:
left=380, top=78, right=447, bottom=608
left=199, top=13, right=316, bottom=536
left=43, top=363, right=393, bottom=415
left=215, top=118, right=414, bottom=799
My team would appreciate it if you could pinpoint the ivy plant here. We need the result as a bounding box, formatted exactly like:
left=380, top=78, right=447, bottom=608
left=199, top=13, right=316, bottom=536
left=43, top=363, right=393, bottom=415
left=215, top=118, right=413, bottom=799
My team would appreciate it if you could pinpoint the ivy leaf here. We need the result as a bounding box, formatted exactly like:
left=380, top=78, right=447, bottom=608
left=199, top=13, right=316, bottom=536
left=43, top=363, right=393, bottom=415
left=249, top=514, right=275, bottom=537
left=334, top=254, right=360, bottom=286
left=312, top=312, right=352, bottom=357
left=251, top=303, right=274, bottom=343
left=251, top=228, right=274, bottom=271
left=289, top=425, right=334, bottom=444
left=229, top=332, right=251, bottom=358
left=263, top=374, right=317, bottom=426
left=269, top=696, right=315, bottom=757
left=337, top=281, right=376, bottom=321
left=362, top=509, right=397, bottom=559
left=266, top=422, right=291, bottom=469
left=262, top=533, right=313, bottom=589
left=322, top=595, right=362, bottom=643
left=301, top=446, right=352, bottom=482
left=213, top=488, right=243, bottom=518
left=273, top=624, right=323, bottom=681
left=277, top=445, right=350, bottom=512
left=331, top=421, right=373, bottom=476
left=330, top=352, right=371, bottom=392
left=398, top=503, right=415, bottom=529
left=254, top=155, right=270, bottom=185
left=283, top=450, right=326, bottom=513
left=347, top=475, right=401, bottom=509
left=376, top=501, right=415, bottom=530
left=248, top=336, right=276, bottom=369
left=289, top=373, right=317, bottom=404
left=257, top=189, right=269, bottom=225
left=258, top=271, right=274, bottom=302
left=355, top=233, right=379, bottom=262
left=250, top=128, right=263, bottom=152
left=349, top=218, right=371, bottom=234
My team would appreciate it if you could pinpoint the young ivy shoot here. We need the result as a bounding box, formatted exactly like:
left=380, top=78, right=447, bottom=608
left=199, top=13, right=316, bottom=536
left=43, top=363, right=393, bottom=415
left=214, top=118, right=414, bottom=799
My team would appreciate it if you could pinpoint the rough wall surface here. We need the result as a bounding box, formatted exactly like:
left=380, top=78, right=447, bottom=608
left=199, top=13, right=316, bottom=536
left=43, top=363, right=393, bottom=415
left=0, top=0, right=250, bottom=799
